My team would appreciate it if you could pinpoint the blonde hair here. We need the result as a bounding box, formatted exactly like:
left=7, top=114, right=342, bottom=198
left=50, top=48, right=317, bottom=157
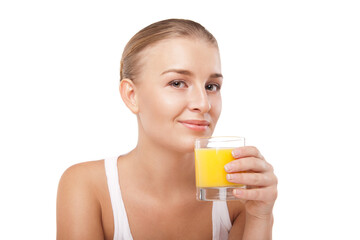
left=120, top=18, right=218, bottom=81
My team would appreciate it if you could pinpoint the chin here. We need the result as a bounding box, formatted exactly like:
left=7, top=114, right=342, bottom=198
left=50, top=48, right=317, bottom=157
left=175, top=132, right=212, bottom=153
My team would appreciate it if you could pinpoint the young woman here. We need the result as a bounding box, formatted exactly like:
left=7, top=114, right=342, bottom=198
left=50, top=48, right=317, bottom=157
left=56, top=19, right=278, bottom=240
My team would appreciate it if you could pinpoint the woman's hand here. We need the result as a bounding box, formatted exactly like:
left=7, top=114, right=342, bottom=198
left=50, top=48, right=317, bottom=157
left=225, top=146, right=278, bottom=219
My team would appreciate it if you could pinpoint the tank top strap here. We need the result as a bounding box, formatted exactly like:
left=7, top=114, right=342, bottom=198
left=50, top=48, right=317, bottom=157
left=212, top=201, right=232, bottom=240
left=104, top=156, right=133, bottom=240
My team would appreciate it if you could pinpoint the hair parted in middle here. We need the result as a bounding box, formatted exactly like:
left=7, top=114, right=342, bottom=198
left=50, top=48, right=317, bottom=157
left=120, top=18, right=218, bottom=81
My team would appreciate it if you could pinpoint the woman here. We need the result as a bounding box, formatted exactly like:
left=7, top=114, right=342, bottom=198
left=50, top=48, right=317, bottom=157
left=57, top=19, right=278, bottom=240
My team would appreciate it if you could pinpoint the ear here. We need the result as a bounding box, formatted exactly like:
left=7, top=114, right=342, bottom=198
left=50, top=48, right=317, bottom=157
left=119, top=79, right=139, bottom=114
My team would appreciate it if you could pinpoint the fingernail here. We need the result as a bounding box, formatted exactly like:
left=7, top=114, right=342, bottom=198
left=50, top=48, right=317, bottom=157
left=232, top=148, right=242, bottom=158
left=226, top=174, right=232, bottom=180
left=224, top=164, right=232, bottom=172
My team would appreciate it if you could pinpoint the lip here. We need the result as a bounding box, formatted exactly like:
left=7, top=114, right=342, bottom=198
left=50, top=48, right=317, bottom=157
left=179, top=120, right=210, bottom=131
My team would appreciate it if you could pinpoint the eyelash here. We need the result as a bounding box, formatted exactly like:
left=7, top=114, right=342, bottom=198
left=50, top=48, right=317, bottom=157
left=206, top=83, right=221, bottom=92
left=168, top=80, right=221, bottom=92
left=169, top=80, right=187, bottom=88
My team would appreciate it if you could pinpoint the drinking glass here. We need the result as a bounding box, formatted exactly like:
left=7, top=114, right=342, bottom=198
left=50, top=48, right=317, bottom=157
left=195, top=136, right=245, bottom=201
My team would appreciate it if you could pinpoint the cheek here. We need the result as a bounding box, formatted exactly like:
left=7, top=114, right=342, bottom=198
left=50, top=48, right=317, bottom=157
left=210, top=95, right=222, bottom=121
left=159, top=93, right=186, bottom=114
left=138, top=89, right=185, bottom=124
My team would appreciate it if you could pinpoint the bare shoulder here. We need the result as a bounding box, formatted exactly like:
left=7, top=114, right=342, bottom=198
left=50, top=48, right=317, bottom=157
left=59, top=160, right=105, bottom=185
left=57, top=160, right=107, bottom=240
left=58, top=160, right=106, bottom=198
left=61, top=159, right=104, bottom=176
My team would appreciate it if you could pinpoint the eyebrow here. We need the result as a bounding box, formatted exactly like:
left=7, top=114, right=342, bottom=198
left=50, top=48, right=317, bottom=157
left=161, top=69, right=223, bottom=79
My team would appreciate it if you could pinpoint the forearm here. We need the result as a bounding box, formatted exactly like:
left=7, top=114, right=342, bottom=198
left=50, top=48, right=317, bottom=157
left=242, top=213, right=273, bottom=240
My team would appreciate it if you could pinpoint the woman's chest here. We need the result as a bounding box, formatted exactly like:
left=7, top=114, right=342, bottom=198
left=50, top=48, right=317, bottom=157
left=128, top=200, right=213, bottom=239
left=101, top=194, right=214, bottom=240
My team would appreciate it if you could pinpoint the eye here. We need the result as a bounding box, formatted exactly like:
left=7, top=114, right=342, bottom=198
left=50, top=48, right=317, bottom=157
left=169, top=80, right=187, bottom=88
left=205, top=83, right=221, bottom=92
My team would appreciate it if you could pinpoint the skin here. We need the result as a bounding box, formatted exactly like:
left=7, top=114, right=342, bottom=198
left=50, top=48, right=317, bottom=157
left=56, top=37, right=277, bottom=239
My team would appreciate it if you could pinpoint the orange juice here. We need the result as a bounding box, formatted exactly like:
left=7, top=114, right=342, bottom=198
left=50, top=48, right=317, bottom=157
left=195, top=148, right=243, bottom=188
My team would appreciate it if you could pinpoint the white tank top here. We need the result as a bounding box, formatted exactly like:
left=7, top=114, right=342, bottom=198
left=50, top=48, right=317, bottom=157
left=104, top=156, right=232, bottom=240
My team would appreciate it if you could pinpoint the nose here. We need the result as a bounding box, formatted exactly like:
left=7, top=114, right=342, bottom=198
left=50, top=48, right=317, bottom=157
left=188, top=85, right=211, bottom=113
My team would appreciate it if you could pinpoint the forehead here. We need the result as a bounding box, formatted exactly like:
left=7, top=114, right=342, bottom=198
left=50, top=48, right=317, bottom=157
left=136, top=37, right=221, bottom=80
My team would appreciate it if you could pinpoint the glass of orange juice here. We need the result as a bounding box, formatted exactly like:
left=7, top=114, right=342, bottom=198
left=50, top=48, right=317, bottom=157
left=195, top=136, right=245, bottom=201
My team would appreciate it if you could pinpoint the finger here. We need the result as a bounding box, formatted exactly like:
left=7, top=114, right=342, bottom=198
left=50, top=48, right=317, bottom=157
left=232, top=146, right=264, bottom=160
left=225, top=157, right=272, bottom=173
left=226, top=172, right=277, bottom=187
left=233, top=186, right=278, bottom=202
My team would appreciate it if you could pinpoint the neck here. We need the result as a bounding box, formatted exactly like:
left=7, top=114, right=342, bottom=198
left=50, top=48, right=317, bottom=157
left=127, top=134, right=196, bottom=201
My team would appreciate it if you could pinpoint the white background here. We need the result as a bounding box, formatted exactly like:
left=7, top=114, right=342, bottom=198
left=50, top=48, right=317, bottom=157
left=1, top=0, right=359, bottom=239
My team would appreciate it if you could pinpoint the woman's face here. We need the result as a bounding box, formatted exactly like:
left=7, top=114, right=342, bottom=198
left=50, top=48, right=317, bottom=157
left=134, top=37, right=222, bottom=153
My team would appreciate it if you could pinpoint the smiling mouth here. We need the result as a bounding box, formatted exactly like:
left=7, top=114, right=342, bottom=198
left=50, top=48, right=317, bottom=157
left=179, top=120, right=210, bottom=131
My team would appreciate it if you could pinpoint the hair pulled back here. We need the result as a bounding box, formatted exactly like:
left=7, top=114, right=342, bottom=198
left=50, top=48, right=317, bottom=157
left=120, top=19, right=218, bottom=81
